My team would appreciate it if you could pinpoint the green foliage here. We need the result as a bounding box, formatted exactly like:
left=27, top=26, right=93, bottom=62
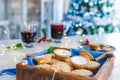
left=42, top=28, right=46, bottom=36
left=48, top=46, right=55, bottom=53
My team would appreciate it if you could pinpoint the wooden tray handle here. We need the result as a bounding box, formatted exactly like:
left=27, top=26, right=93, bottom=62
left=94, top=52, right=113, bottom=61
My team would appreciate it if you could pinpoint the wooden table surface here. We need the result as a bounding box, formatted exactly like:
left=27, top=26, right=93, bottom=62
left=0, top=33, right=120, bottom=80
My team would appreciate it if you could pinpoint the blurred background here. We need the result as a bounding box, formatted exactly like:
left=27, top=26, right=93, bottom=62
left=0, top=0, right=120, bottom=39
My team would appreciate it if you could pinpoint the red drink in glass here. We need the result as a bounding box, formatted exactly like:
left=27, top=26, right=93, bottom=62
left=51, top=23, right=64, bottom=43
left=21, top=23, right=37, bottom=48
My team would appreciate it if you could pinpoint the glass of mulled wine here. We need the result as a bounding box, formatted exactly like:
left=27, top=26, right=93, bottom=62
left=51, top=23, right=64, bottom=43
left=21, top=23, right=37, bottom=48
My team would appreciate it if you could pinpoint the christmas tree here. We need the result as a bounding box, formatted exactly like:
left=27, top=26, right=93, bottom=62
left=63, top=0, right=119, bottom=36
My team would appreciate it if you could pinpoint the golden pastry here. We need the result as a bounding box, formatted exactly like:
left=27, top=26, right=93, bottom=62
left=53, top=49, right=71, bottom=61
left=70, top=56, right=89, bottom=69
left=79, top=50, right=94, bottom=61
left=34, top=54, right=52, bottom=64
left=49, top=58, right=61, bottom=64
left=85, top=61, right=100, bottom=73
left=88, top=43, right=99, bottom=50
left=50, top=62, right=71, bottom=72
left=71, top=69, right=93, bottom=77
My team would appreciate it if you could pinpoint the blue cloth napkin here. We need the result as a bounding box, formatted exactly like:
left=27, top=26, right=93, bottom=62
left=23, top=48, right=107, bottom=66
left=0, top=68, right=16, bottom=76
left=23, top=49, right=48, bottom=66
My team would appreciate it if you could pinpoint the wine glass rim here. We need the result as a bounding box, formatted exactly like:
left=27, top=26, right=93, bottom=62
left=51, top=23, right=64, bottom=25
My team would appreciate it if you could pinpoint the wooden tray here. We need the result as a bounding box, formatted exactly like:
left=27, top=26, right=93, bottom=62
left=16, top=57, right=114, bottom=80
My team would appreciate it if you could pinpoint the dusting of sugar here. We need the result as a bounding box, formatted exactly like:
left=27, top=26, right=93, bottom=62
left=71, top=56, right=88, bottom=65
left=54, top=49, right=71, bottom=56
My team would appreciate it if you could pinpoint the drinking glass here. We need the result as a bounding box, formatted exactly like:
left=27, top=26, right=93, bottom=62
left=21, top=23, right=37, bottom=48
left=51, top=23, right=64, bottom=43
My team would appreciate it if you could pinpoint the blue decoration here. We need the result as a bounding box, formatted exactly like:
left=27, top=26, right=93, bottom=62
left=66, top=27, right=76, bottom=36
left=0, top=68, right=16, bottom=76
